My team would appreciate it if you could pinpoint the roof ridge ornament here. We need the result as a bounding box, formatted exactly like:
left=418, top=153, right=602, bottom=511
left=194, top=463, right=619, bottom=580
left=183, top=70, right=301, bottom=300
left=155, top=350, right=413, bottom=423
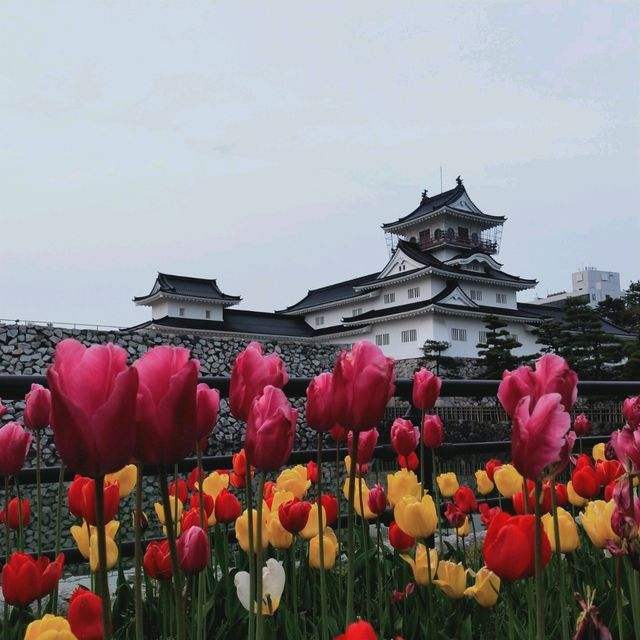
left=456, top=175, right=463, bottom=186
left=421, top=189, right=429, bottom=203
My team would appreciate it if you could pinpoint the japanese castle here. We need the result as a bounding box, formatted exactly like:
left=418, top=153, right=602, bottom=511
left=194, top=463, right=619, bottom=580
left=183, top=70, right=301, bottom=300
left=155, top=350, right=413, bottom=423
left=130, top=178, right=627, bottom=360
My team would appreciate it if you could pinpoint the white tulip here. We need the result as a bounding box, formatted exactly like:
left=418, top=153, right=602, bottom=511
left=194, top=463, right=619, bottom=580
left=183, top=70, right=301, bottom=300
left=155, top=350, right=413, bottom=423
left=234, top=558, right=286, bottom=615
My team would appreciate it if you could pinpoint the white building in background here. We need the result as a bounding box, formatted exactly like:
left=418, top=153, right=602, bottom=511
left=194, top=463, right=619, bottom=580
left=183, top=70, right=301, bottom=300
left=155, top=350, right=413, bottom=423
left=529, top=267, right=622, bottom=307
left=129, top=178, right=630, bottom=361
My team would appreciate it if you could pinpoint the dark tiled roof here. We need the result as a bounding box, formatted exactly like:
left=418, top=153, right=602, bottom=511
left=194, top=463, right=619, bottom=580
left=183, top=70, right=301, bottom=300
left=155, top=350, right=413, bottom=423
left=277, top=272, right=380, bottom=313
left=134, top=273, right=241, bottom=303
left=435, top=302, right=542, bottom=319
left=446, top=248, right=503, bottom=266
left=382, top=183, right=505, bottom=230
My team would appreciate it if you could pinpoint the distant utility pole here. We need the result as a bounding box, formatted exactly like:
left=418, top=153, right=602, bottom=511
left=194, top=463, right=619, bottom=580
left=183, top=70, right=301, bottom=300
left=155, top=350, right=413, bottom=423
left=440, top=166, right=443, bottom=193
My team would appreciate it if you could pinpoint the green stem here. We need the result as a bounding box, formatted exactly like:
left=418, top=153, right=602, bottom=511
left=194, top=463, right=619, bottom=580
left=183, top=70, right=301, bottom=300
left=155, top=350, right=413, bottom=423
left=505, top=583, right=516, bottom=640
left=425, top=543, right=434, bottom=638
left=358, top=475, right=372, bottom=622
left=375, top=519, right=384, bottom=636
left=4, top=476, right=9, bottom=640
left=52, top=463, right=65, bottom=615
left=345, top=430, right=359, bottom=626
left=420, top=409, right=426, bottom=494
left=616, top=555, right=625, bottom=640
left=245, top=461, right=256, bottom=640
left=549, top=479, right=569, bottom=640
left=196, top=443, right=205, bottom=528
left=134, top=464, right=144, bottom=640
left=533, top=480, right=545, bottom=640
left=335, top=442, right=342, bottom=612
left=223, top=523, right=232, bottom=621
left=195, top=444, right=205, bottom=640
left=431, top=448, right=442, bottom=550
left=159, top=468, right=185, bottom=640
left=14, top=476, right=23, bottom=552
left=35, top=430, right=42, bottom=556
left=289, top=544, right=299, bottom=624
left=316, top=433, right=329, bottom=640
left=255, top=472, right=266, bottom=640
left=95, top=476, right=113, bottom=640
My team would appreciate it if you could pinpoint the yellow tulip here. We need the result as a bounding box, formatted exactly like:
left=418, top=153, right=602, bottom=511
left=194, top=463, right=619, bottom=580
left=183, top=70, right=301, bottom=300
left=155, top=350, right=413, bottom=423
left=401, top=543, right=438, bottom=586
left=299, top=503, right=328, bottom=539
left=309, top=527, right=338, bottom=569
left=434, top=560, right=467, bottom=599
left=201, top=471, right=230, bottom=499
left=436, top=472, right=459, bottom=498
left=266, top=515, right=293, bottom=550
left=235, top=509, right=269, bottom=553
left=275, top=466, right=311, bottom=499
left=342, top=477, right=376, bottom=520
left=464, top=567, right=500, bottom=607
left=394, top=494, right=438, bottom=538
left=105, top=464, right=138, bottom=498
left=541, top=508, right=580, bottom=553
left=386, top=469, right=421, bottom=507
left=154, top=501, right=183, bottom=536
left=474, top=470, right=495, bottom=496
left=567, top=481, right=589, bottom=507
left=24, top=614, right=78, bottom=640
left=580, top=500, right=620, bottom=548
left=456, top=516, right=469, bottom=537
left=89, top=532, right=119, bottom=571
left=592, top=443, right=606, bottom=462
left=71, top=520, right=120, bottom=560
left=493, top=464, right=523, bottom=498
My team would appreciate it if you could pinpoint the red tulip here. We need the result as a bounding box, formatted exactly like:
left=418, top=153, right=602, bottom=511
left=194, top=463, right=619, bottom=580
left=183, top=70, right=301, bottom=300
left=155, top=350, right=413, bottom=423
left=422, top=415, right=444, bottom=449
left=453, top=486, right=477, bottom=514
left=144, top=539, right=173, bottom=580
left=479, top=503, right=502, bottom=528
left=67, top=476, right=120, bottom=526
left=332, top=341, right=395, bottom=433
left=23, top=383, right=51, bottom=431
left=316, top=493, right=338, bottom=526
left=623, top=396, right=640, bottom=429
left=512, top=480, right=552, bottom=515
left=483, top=512, right=551, bottom=581
left=397, top=451, right=419, bottom=471
left=511, top=393, right=571, bottom=480
left=335, top=620, right=379, bottom=640
left=133, top=346, right=200, bottom=466
left=189, top=492, right=214, bottom=520
left=177, top=525, right=210, bottom=573
left=187, top=466, right=206, bottom=491
left=367, top=484, right=387, bottom=516
left=573, top=413, right=590, bottom=437
left=390, top=419, right=420, bottom=457
left=306, top=460, right=318, bottom=484
left=348, top=427, right=378, bottom=465
left=412, top=368, right=442, bottom=411
left=571, top=466, right=600, bottom=499
left=306, top=372, right=335, bottom=431
left=245, top=386, right=297, bottom=472
left=0, top=400, right=5, bottom=417
left=329, top=424, right=349, bottom=443
left=36, top=553, right=65, bottom=599
left=389, top=521, right=415, bottom=551
left=195, top=383, right=220, bottom=441
left=48, top=339, right=139, bottom=476
left=229, top=342, right=288, bottom=422
left=169, top=479, right=189, bottom=504
left=574, top=454, right=593, bottom=471
left=484, top=459, right=503, bottom=483
left=555, top=483, right=569, bottom=506
left=214, top=488, right=242, bottom=523
left=230, top=472, right=247, bottom=489
left=181, top=508, right=203, bottom=532
left=68, top=587, right=104, bottom=640
left=278, top=499, right=312, bottom=533
left=0, top=422, right=32, bottom=476
left=498, top=353, right=578, bottom=418
left=232, top=448, right=251, bottom=476
left=444, top=502, right=466, bottom=528
left=595, top=460, right=624, bottom=486
left=1, top=552, right=63, bottom=606
left=0, top=497, right=30, bottom=529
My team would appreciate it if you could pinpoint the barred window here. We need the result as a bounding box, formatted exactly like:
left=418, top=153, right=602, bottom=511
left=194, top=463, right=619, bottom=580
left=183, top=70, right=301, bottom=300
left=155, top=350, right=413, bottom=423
left=451, top=328, right=467, bottom=341
left=470, top=289, right=482, bottom=301
left=315, top=316, right=325, bottom=326
left=479, top=330, right=489, bottom=344
left=383, top=293, right=396, bottom=304
left=496, top=293, right=507, bottom=304
left=352, top=308, right=363, bottom=316
left=375, top=333, right=390, bottom=346
left=401, top=329, right=417, bottom=343
left=407, top=287, right=420, bottom=299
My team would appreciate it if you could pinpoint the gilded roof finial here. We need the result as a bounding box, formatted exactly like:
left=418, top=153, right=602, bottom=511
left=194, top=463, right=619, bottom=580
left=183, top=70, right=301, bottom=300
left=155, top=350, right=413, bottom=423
left=421, top=189, right=428, bottom=203
left=456, top=175, right=463, bottom=186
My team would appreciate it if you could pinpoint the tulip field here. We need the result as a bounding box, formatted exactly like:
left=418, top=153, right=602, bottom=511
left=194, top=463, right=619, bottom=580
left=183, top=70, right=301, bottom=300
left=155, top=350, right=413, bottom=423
left=0, top=340, right=639, bottom=639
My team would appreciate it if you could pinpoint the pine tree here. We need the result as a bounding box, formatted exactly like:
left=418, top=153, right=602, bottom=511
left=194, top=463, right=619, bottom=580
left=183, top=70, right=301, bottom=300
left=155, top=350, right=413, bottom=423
left=421, top=339, right=461, bottom=377
left=476, top=315, right=523, bottom=379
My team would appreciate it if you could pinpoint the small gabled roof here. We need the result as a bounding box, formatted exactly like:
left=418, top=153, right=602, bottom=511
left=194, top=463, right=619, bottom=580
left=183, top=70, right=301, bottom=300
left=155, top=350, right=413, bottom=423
left=382, top=181, right=505, bottom=231
left=277, top=272, right=380, bottom=314
left=134, top=273, right=241, bottom=305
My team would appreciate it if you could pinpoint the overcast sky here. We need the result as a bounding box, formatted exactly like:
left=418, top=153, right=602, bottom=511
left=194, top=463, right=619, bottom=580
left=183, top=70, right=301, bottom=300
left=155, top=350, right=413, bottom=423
left=1, top=1, right=638, bottom=328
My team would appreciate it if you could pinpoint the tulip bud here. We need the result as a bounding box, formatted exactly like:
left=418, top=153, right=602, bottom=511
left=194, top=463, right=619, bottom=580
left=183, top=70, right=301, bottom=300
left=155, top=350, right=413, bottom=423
left=444, top=502, right=466, bottom=529
left=169, top=479, right=188, bottom=504
left=315, top=493, right=338, bottom=527
left=422, top=415, right=444, bottom=449
left=412, top=368, right=442, bottom=411
left=23, top=384, right=51, bottom=431
left=306, top=460, right=318, bottom=484
left=0, top=422, right=32, bottom=476
left=573, top=413, right=590, bottom=437
left=623, top=396, right=640, bottom=429
left=541, top=507, right=579, bottom=553
left=390, top=419, right=420, bottom=457
left=436, top=472, right=459, bottom=498
left=367, top=484, right=387, bottom=516
left=348, top=428, right=379, bottom=465
left=434, top=560, right=466, bottom=599
left=453, top=486, right=477, bottom=514
left=195, top=383, right=220, bottom=441
left=214, top=488, right=242, bottom=524
left=572, top=466, right=600, bottom=499
left=0, top=497, right=31, bottom=530
left=144, top=539, right=172, bottom=580
left=329, top=424, right=349, bottom=443
left=68, top=588, right=103, bottom=640
left=389, top=521, right=415, bottom=551
left=177, top=526, right=210, bottom=573
left=306, top=372, right=335, bottom=432
left=484, top=459, right=502, bottom=483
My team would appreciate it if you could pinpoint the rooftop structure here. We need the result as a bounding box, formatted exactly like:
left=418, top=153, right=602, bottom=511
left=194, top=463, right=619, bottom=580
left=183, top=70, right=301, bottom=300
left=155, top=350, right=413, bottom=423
left=529, top=267, right=622, bottom=307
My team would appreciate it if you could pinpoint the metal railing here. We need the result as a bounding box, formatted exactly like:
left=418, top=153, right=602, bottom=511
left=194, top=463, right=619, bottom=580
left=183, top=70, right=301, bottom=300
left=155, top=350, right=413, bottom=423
left=0, top=319, right=123, bottom=332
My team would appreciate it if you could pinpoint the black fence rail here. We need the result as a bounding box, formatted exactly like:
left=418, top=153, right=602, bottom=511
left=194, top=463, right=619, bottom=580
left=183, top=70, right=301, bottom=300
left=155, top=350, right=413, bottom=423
left=0, top=374, right=637, bottom=565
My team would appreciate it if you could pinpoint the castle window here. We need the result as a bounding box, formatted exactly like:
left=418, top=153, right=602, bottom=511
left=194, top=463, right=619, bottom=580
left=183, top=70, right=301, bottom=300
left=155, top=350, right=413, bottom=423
left=419, top=229, right=431, bottom=246
left=179, top=307, right=185, bottom=317
left=458, top=227, right=469, bottom=240
left=352, top=308, right=363, bottom=317
left=205, top=310, right=211, bottom=319
left=401, top=329, right=417, bottom=343
left=315, top=316, right=325, bottom=326
left=471, top=232, right=479, bottom=245
left=470, top=289, right=482, bottom=301
left=383, top=293, right=395, bottom=304
left=451, top=328, right=467, bottom=342
left=375, top=333, right=390, bottom=346
left=407, top=287, right=420, bottom=299
left=434, top=229, right=443, bottom=240
left=446, top=227, right=455, bottom=239
left=479, top=330, right=489, bottom=344
left=496, top=293, right=507, bottom=304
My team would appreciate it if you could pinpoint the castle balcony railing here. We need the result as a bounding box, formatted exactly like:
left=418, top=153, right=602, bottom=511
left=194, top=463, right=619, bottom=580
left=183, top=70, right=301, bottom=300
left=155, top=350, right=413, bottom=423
left=419, top=234, right=498, bottom=253
left=0, top=374, right=637, bottom=564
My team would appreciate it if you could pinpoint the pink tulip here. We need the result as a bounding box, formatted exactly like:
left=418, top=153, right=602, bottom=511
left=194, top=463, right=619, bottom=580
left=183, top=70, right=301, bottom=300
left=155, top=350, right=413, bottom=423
left=177, top=526, right=210, bottom=573
left=195, top=383, right=220, bottom=441
left=0, top=400, right=6, bottom=418
left=348, top=427, right=378, bottom=465
left=48, top=339, right=138, bottom=476
left=23, top=384, right=51, bottom=431
left=498, top=354, right=578, bottom=418
left=612, top=425, right=640, bottom=473
left=229, top=342, right=288, bottom=422
left=422, top=414, right=444, bottom=449
left=332, top=341, right=395, bottom=433
left=412, top=368, right=442, bottom=411
left=306, top=372, right=335, bottom=431
left=245, top=386, right=297, bottom=471
left=390, top=418, right=419, bottom=456
left=511, top=393, right=571, bottom=480
left=367, top=484, right=387, bottom=516
left=133, top=346, right=200, bottom=466
left=623, top=396, right=640, bottom=430
left=0, top=422, right=32, bottom=476
left=573, top=413, right=590, bottom=437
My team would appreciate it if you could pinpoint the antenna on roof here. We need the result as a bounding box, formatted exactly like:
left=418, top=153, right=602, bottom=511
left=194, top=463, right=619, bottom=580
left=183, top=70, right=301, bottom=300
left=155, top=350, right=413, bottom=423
left=440, top=166, right=443, bottom=193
